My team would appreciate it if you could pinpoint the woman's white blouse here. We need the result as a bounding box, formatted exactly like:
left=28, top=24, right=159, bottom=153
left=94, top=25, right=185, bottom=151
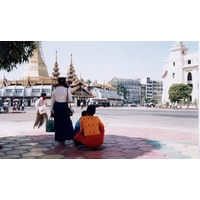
left=51, top=86, right=73, bottom=111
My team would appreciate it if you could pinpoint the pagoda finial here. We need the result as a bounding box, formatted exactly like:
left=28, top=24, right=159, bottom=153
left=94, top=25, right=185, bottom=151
left=54, top=51, right=58, bottom=67
left=51, top=50, right=60, bottom=80
left=70, top=54, right=73, bottom=64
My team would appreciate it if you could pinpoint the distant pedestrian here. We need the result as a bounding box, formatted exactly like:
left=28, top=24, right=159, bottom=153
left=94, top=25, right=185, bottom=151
left=3, top=100, right=9, bottom=112
left=4, top=100, right=9, bottom=107
left=33, top=93, right=48, bottom=129
left=80, top=101, right=84, bottom=109
left=17, top=101, right=20, bottom=111
left=12, top=101, right=17, bottom=111
left=21, top=102, right=25, bottom=111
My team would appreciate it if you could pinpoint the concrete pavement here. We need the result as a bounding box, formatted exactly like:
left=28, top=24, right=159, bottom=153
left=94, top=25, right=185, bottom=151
left=0, top=107, right=198, bottom=159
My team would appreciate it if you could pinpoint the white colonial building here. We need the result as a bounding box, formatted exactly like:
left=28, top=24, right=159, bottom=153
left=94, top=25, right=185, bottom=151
left=162, top=41, right=199, bottom=103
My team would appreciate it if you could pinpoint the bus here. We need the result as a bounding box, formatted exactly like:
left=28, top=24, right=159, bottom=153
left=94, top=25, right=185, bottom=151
left=86, top=98, right=110, bottom=107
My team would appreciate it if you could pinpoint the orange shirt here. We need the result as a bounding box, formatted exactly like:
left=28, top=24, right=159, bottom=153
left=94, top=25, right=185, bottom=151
left=80, top=116, right=104, bottom=136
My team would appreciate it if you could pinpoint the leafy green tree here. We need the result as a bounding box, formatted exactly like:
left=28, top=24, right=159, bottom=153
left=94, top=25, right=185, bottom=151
left=86, top=79, right=91, bottom=85
left=111, top=82, right=129, bottom=99
left=168, top=83, right=192, bottom=103
left=0, top=41, right=36, bottom=72
left=141, top=97, right=147, bottom=104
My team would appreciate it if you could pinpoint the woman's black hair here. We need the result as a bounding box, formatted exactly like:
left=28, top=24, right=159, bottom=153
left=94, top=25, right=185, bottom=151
left=58, top=77, right=66, bottom=85
left=86, top=105, right=96, bottom=116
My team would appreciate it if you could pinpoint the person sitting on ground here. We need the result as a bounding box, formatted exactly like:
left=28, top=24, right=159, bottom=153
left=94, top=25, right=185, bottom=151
left=74, top=110, right=87, bottom=135
left=73, top=105, right=105, bottom=148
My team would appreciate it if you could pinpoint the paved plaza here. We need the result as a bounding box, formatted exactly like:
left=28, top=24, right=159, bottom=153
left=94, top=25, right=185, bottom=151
left=0, top=107, right=198, bottom=159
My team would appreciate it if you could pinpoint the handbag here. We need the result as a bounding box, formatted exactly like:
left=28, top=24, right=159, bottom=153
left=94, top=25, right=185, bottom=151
left=68, top=104, right=74, bottom=116
left=67, top=88, right=75, bottom=116
left=46, top=117, right=54, bottom=132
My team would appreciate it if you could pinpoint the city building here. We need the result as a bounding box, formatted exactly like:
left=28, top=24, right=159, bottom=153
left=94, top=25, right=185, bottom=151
left=141, top=77, right=152, bottom=102
left=162, top=41, right=199, bottom=103
left=87, top=83, right=123, bottom=106
left=152, top=80, right=163, bottom=103
left=141, top=77, right=163, bottom=103
left=140, top=83, right=146, bottom=104
left=109, top=77, right=141, bottom=103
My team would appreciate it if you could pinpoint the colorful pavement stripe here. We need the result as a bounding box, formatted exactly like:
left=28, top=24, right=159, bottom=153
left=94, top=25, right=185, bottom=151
left=0, top=126, right=198, bottom=159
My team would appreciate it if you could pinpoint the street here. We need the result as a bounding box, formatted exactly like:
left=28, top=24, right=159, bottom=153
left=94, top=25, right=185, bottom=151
left=0, top=106, right=198, bottom=135
left=95, top=107, right=198, bottom=133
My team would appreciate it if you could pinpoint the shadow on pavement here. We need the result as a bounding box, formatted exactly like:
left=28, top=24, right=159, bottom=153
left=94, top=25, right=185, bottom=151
left=0, top=134, right=162, bottom=159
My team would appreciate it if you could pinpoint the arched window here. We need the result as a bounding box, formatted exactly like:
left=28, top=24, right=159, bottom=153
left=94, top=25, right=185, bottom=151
left=187, top=72, right=192, bottom=81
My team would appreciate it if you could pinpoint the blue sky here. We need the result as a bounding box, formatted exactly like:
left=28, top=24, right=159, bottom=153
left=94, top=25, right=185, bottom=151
left=0, top=41, right=198, bottom=84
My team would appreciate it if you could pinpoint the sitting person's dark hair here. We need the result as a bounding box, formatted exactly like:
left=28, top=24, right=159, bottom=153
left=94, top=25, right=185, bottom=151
left=82, top=110, right=87, bottom=116
left=86, top=105, right=96, bottom=116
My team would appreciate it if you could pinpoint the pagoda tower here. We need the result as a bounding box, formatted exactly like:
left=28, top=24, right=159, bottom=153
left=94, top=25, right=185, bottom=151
left=21, top=41, right=49, bottom=80
left=66, top=54, right=77, bottom=85
left=51, top=51, right=60, bottom=80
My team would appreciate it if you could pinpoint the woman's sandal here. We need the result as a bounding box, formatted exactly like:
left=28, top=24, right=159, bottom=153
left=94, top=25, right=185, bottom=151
left=58, top=142, right=63, bottom=146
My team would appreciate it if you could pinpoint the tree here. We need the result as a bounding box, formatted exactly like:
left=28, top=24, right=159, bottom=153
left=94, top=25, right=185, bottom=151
left=168, top=83, right=192, bottom=103
left=141, top=96, right=147, bottom=104
left=111, top=82, right=129, bottom=99
left=86, top=79, right=91, bottom=85
left=0, top=41, right=36, bottom=72
left=150, top=98, right=157, bottom=103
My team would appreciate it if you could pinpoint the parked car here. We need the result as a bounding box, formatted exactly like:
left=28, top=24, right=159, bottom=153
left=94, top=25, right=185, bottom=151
left=148, top=102, right=155, bottom=107
left=130, top=103, right=137, bottom=107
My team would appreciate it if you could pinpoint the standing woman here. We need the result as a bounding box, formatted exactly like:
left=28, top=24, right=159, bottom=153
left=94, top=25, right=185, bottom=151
left=50, top=77, right=74, bottom=146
